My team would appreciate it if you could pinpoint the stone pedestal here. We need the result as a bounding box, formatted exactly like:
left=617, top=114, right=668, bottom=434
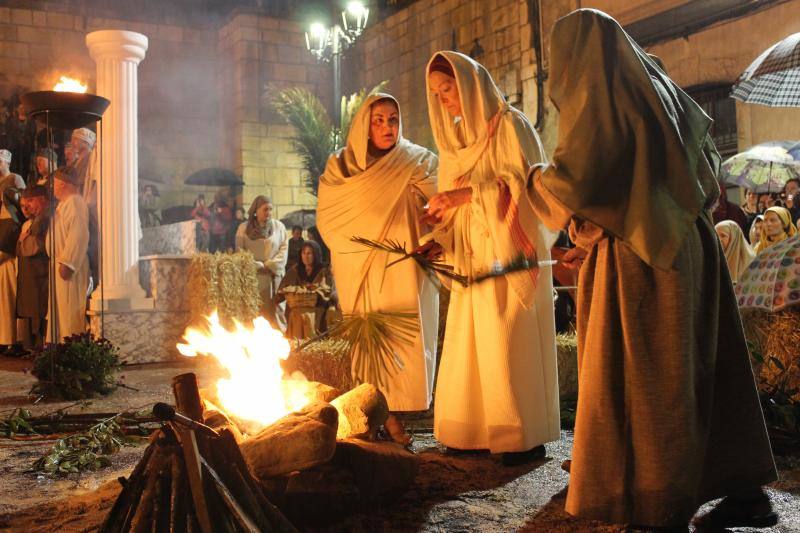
left=90, top=255, right=193, bottom=363
left=86, top=30, right=151, bottom=310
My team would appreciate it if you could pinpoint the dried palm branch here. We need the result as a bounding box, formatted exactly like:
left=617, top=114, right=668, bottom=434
left=350, top=236, right=469, bottom=286
left=327, top=311, right=419, bottom=391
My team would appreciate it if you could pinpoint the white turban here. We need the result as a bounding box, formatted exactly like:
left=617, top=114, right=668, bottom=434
left=72, top=127, right=96, bottom=149
left=0, top=149, right=10, bottom=163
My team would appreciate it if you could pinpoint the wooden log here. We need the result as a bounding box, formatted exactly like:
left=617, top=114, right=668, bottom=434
left=172, top=423, right=214, bottom=533
left=153, top=456, right=172, bottom=533
left=216, top=429, right=297, bottom=532
left=99, top=439, right=157, bottom=532
left=200, top=457, right=261, bottom=533
left=169, top=450, right=187, bottom=533
left=129, top=452, right=161, bottom=533
left=172, top=373, right=204, bottom=422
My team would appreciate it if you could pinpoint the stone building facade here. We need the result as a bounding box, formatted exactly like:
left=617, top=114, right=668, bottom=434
left=346, top=0, right=800, bottom=166
left=0, top=1, right=327, bottom=217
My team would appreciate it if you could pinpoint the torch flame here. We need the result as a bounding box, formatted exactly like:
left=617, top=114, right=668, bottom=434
left=53, top=76, right=88, bottom=93
left=177, top=312, right=312, bottom=434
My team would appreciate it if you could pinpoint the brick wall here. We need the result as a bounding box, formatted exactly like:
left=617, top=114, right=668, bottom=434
left=343, top=0, right=534, bottom=152
left=217, top=12, right=331, bottom=218
left=0, top=6, right=222, bottom=209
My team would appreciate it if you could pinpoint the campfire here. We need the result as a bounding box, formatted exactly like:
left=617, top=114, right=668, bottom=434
left=53, top=75, right=88, bottom=93
left=100, top=313, right=421, bottom=528
left=177, top=312, right=315, bottom=434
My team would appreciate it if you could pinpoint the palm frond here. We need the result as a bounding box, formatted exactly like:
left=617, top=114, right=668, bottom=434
left=350, top=236, right=469, bottom=286
left=306, top=310, right=418, bottom=391
left=270, top=86, right=335, bottom=196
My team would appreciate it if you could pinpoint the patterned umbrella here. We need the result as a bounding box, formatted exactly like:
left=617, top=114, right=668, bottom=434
left=736, top=233, right=800, bottom=312
left=720, top=141, right=800, bottom=193
left=732, top=32, right=800, bottom=107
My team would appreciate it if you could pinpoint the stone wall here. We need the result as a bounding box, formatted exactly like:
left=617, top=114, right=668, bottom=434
left=0, top=5, right=221, bottom=208
left=217, top=12, right=330, bottom=217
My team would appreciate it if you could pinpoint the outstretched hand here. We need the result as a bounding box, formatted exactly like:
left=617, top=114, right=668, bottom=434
left=413, top=240, right=444, bottom=261
left=422, top=188, right=473, bottom=225
left=562, top=247, right=587, bottom=270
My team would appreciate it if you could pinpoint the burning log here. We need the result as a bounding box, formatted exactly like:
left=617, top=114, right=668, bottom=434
left=330, top=383, right=389, bottom=440
left=100, top=373, right=296, bottom=533
left=239, top=401, right=338, bottom=479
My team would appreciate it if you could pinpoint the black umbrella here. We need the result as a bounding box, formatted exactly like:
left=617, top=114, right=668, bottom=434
left=184, top=167, right=244, bottom=186
left=280, top=208, right=316, bottom=229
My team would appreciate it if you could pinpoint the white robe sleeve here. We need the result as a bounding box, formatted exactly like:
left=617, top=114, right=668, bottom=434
left=265, top=221, right=288, bottom=276
left=57, top=196, right=89, bottom=272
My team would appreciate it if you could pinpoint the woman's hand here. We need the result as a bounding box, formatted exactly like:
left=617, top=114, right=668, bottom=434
left=413, top=240, right=444, bottom=261
left=423, top=187, right=472, bottom=225
left=562, top=247, right=588, bottom=270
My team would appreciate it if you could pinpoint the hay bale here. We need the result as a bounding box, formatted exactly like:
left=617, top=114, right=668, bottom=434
left=285, top=339, right=353, bottom=392
left=741, top=306, right=800, bottom=401
left=187, top=251, right=260, bottom=327
left=557, top=333, right=579, bottom=399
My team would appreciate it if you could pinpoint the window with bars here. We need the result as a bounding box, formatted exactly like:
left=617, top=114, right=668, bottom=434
left=686, top=83, right=738, bottom=158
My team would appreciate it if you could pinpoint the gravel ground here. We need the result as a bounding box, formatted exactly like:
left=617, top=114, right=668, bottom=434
left=0, top=356, right=797, bottom=532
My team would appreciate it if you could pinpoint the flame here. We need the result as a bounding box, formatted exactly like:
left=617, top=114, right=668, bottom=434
left=177, top=312, right=313, bottom=434
left=53, top=76, right=87, bottom=93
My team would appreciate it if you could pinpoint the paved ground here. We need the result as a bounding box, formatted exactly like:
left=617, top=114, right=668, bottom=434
left=0, top=356, right=798, bottom=532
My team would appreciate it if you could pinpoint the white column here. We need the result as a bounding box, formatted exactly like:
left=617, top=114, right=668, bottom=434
left=86, top=30, right=150, bottom=306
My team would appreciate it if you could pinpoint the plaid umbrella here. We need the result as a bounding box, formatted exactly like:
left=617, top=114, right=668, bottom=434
left=732, top=32, right=800, bottom=107
left=736, top=233, right=800, bottom=312
left=720, top=141, right=800, bottom=193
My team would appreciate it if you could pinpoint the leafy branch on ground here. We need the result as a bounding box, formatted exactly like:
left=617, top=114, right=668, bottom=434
left=31, top=333, right=121, bottom=400
left=31, top=414, right=141, bottom=476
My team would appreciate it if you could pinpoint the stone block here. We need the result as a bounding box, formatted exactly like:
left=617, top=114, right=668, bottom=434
left=31, top=10, right=45, bottom=27
left=276, top=152, right=303, bottom=169
left=242, top=166, right=265, bottom=185
left=88, top=309, right=190, bottom=364
left=233, top=13, right=258, bottom=28
left=260, top=29, right=284, bottom=44
left=272, top=186, right=293, bottom=205
left=258, top=17, right=279, bottom=30
left=0, top=8, right=9, bottom=24
left=16, top=25, right=46, bottom=44
left=0, top=42, right=29, bottom=59
left=46, top=12, right=74, bottom=30
left=11, top=9, right=32, bottom=26
left=292, top=188, right=316, bottom=207
left=0, top=24, right=16, bottom=41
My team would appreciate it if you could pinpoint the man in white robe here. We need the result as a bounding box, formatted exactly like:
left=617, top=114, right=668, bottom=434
left=318, top=94, right=438, bottom=444
left=46, top=166, right=90, bottom=342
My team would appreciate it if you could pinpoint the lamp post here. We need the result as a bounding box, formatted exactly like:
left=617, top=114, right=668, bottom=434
left=305, top=1, right=369, bottom=127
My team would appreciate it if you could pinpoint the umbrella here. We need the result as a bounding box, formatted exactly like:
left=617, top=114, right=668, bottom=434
left=735, top=233, right=800, bottom=312
left=280, top=208, right=316, bottom=229
left=184, top=167, right=244, bottom=186
left=732, top=32, right=800, bottom=107
left=720, top=141, right=800, bottom=193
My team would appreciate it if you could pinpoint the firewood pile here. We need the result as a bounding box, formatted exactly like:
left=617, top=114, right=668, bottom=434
left=100, top=373, right=297, bottom=533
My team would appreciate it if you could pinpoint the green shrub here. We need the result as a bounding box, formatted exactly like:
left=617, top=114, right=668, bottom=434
left=32, top=334, right=121, bottom=400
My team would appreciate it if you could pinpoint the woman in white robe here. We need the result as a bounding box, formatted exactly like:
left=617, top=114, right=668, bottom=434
left=317, top=93, right=438, bottom=443
left=715, top=220, right=755, bottom=282
left=423, top=51, right=559, bottom=463
left=235, top=196, right=288, bottom=328
left=46, top=167, right=90, bottom=342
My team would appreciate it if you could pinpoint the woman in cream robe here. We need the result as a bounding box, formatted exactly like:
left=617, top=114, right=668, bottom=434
left=317, top=93, right=439, bottom=420
left=424, top=51, right=560, bottom=458
left=526, top=9, right=776, bottom=528
left=715, top=220, right=755, bottom=282
left=235, top=196, right=288, bottom=328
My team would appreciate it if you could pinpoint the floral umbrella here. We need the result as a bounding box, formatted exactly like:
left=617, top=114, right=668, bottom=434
left=736, top=233, right=800, bottom=312
left=732, top=32, right=800, bottom=107
left=719, top=141, right=800, bottom=193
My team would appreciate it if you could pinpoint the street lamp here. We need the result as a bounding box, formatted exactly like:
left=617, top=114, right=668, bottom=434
left=305, top=1, right=370, bottom=126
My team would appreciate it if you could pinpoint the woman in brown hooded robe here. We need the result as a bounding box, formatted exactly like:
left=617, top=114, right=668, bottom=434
left=526, top=9, right=777, bottom=530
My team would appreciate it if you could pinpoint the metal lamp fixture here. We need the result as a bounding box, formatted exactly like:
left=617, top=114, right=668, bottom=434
left=304, top=1, right=369, bottom=125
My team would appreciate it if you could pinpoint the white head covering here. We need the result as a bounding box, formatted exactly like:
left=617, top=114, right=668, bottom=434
left=0, top=149, right=11, bottom=163
left=715, top=220, right=755, bottom=282
left=749, top=214, right=764, bottom=245
left=341, top=93, right=402, bottom=175
left=71, top=127, right=96, bottom=149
